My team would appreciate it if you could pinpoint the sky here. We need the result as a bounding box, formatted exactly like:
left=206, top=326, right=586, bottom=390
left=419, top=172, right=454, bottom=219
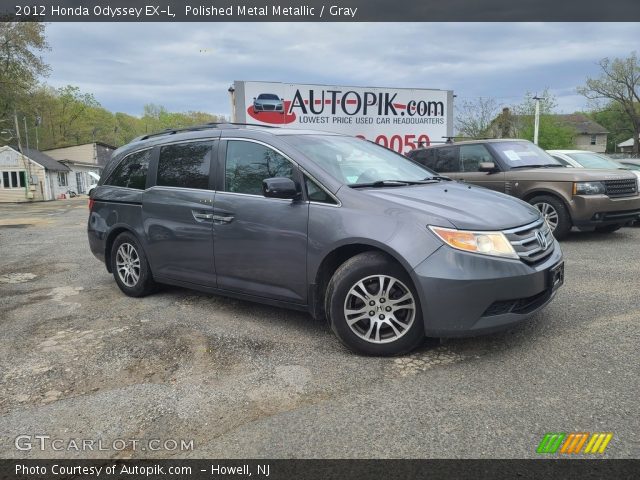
left=41, top=22, right=640, bottom=117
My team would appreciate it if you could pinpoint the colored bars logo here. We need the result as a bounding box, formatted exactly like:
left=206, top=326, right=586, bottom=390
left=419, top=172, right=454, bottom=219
left=537, top=433, right=613, bottom=454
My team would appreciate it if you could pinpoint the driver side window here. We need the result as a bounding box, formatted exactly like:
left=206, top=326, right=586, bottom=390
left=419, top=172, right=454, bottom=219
left=225, top=141, right=294, bottom=195
left=459, top=144, right=494, bottom=172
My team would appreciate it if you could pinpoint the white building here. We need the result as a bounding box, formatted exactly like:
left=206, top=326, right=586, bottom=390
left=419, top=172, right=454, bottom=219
left=43, top=142, right=116, bottom=194
left=0, top=145, right=70, bottom=202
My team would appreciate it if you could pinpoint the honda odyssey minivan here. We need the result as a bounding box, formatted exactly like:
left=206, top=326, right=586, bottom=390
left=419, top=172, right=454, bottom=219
left=88, top=125, right=564, bottom=355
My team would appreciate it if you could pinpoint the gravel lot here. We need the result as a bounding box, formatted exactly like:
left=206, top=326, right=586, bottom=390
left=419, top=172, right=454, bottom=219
left=0, top=198, right=638, bottom=459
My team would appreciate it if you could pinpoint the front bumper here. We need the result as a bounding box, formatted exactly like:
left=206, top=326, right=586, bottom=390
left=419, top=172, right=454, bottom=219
left=411, top=242, right=563, bottom=337
left=570, top=194, right=640, bottom=227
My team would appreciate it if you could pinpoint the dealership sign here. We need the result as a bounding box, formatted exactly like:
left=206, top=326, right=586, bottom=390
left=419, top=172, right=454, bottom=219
left=233, top=81, right=453, bottom=153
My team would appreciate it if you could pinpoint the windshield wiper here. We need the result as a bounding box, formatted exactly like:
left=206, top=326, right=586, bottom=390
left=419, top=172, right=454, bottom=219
left=424, top=175, right=452, bottom=181
left=510, top=164, right=563, bottom=169
left=350, top=179, right=444, bottom=188
left=350, top=180, right=411, bottom=188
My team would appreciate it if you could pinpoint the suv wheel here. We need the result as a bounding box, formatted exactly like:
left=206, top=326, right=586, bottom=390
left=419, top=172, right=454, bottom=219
left=529, top=195, right=571, bottom=240
left=326, top=252, right=425, bottom=356
left=111, top=232, right=156, bottom=297
left=595, top=224, right=622, bottom=233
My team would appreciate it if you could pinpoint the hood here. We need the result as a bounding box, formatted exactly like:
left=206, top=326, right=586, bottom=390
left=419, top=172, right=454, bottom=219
left=364, top=182, right=541, bottom=231
left=506, top=167, right=637, bottom=182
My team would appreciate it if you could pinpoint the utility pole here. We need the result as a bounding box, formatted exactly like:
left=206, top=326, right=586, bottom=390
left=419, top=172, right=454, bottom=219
left=14, top=111, right=32, bottom=197
left=533, top=95, right=544, bottom=145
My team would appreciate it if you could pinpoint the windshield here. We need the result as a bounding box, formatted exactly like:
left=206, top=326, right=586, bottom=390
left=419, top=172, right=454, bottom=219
left=567, top=152, right=624, bottom=169
left=258, top=94, right=280, bottom=100
left=284, top=135, right=435, bottom=185
left=492, top=141, right=562, bottom=168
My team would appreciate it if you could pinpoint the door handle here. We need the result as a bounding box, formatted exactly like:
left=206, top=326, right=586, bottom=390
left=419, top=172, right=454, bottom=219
left=192, top=212, right=214, bottom=221
left=213, top=214, right=234, bottom=224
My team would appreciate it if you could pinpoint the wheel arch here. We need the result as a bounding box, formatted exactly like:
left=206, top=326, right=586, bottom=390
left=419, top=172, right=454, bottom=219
left=104, top=226, right=146, bottom=274
left=521, top=190, right=573, bottom=222
left=310, top=242, right=418, bottom=322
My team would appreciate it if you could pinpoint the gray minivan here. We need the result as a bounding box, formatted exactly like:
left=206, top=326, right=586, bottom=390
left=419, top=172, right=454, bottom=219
left=88, top=124, right=564, bottom=355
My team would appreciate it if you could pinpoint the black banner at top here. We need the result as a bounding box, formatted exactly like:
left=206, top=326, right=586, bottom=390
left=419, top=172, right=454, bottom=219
left=2, top=0, right=640, bottom=22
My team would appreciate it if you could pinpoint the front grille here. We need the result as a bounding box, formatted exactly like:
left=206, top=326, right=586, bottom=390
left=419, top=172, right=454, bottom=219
left=503, top=219, right=554, bottom=265
left=604, top=178, right=637, bottom=198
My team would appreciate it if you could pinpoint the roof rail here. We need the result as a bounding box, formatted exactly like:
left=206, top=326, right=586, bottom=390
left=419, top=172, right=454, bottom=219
left=132, top=122, right=280, bottom=142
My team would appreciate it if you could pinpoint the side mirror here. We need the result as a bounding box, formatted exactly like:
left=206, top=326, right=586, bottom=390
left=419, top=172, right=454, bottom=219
left=478, top=162, right=497, bottom=173
left=253, top=97, right=256, bottom=100
left=262, top=177, right=300, bottom=199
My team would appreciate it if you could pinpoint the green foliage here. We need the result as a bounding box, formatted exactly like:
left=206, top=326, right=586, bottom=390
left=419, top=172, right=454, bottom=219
left=0, top=22, right=50, bottom=120
left=578, top=52, right=640, bottom=153
left=589, top=101, right=635, bottom=152
left=517, top=116, right=575, bottom=149
left=5, top=85, right=225, bottom=150
left=485, top=89, right=575, bottom=149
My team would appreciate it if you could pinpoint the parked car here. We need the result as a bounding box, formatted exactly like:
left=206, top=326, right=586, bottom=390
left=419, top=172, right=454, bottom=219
left=252, top=93, right=284, bottom=114
left=614, top=158, right=640, bottom=172
left=89, top=125, right=564, bottom=356
left=547, top=150, right=640, bottom=180
left=87, top=171, right=100, bottom=196
left=407, top=139, right=640, bottom=239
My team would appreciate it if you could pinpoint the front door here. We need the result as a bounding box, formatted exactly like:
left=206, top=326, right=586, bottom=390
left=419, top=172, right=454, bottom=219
left=142, top=141, right=217, bottom=287
left=213, top=139, right=309, bottom=304
left=455, top=143, right=506, bottom=192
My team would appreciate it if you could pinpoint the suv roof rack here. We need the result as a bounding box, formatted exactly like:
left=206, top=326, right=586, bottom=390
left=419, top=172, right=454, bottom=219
left=133, top=122, right=280, bottom=142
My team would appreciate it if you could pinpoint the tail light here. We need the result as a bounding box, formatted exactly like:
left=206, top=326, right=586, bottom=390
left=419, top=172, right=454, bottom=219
left=88, top=198, right=95, bottom=211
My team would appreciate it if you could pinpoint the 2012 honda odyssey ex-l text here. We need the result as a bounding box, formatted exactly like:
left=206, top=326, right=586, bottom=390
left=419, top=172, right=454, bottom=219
left=88, top=124, right=564, bottom=355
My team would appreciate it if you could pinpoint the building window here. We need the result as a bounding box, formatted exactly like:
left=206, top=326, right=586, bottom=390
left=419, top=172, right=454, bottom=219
left=590, top=135, right=597, bottom=145
left=1, top=170, right=26, bottom=188
left=57, top=172, right=68, bottom=186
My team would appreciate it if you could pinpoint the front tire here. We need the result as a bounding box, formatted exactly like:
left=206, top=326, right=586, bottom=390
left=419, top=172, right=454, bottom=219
left=529, top=195, right=571, bottom=240
left=110, top=232, right=156, bottom=297
left=325, top=252, right=425, bottom=356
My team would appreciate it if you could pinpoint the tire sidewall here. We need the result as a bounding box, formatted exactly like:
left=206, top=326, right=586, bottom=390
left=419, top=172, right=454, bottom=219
left=327, top=253, right=425, bottom=356
left=111, top=232, right=153, bottom=297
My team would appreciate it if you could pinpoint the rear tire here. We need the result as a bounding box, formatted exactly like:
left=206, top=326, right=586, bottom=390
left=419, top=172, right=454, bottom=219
left=595, top=224, right=622, bottom=233
left=529, top=195, right=571, bottom=240
left=325, top=252, right=425, bottom=356
left=110, top=232, right=157, bottom=297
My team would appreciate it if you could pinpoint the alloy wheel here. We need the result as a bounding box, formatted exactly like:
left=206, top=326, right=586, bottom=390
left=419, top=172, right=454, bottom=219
left=534, top=202, right=559, bottom=232
left=343, top=275, right=416, bottom=344
left=116, top=243, right=141, bottom=287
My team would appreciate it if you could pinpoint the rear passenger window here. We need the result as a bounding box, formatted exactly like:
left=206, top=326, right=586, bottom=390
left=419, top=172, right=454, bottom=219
left=225, top=141, right=294, bottom=195
left=107, top=149, right=151, bottom=189
left=157, top=142, right=212, bottom=189
left=460, top=144, right=494, bottom=172
left=435, top=146, right=460, bottom=172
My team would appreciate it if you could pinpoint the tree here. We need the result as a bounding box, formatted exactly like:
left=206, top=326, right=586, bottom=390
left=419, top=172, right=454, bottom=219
left=578, top=52, right=640, bottom=154
left=0, top=22, right=49, bottom=119
left=590, top=101, right=635, bottom=152
left=455, top=97, right=499, bottom=138
left=485, top=89, right=575, bottom=149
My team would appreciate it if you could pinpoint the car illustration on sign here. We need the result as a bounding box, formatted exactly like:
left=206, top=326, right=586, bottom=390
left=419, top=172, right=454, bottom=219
left=252, top=93, right=284, bottom=114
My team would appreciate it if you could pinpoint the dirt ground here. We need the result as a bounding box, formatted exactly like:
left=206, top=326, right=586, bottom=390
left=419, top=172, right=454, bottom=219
left=0, top=198, right=638, bottom=459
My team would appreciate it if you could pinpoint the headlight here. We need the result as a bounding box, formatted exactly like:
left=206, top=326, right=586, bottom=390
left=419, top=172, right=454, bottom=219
left=573, top=181, right=605, bottom=195
left=428, top=226, right=519, bottom=259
